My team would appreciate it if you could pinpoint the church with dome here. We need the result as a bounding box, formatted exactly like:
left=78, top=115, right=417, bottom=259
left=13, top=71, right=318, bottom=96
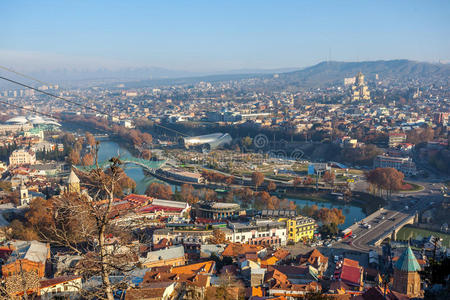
left=351, top=72, right=371, bottom=101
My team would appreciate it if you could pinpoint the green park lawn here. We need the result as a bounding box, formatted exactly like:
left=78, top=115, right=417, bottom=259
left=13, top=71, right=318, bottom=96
left=396, top=225, right=450, bottom=247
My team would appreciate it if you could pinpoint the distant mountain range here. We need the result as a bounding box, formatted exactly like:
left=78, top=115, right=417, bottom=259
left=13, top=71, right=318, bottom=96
left=1, top=59, right=448, bottom=90
left=275, top=60, right=450, bottom=87
left=123, top=59, right=450, bottom=89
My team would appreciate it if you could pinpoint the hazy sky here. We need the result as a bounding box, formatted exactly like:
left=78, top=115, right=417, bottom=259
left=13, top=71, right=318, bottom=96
left=1, top=0, right=449, bottom=72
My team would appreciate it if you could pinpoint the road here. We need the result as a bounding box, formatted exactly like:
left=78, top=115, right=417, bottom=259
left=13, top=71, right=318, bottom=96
left=334, top=181, right=445, bottom=252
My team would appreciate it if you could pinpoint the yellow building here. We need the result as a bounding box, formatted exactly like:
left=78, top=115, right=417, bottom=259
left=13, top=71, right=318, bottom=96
left=286, top=216, right=316, bottom=243
left=351, top=72, right=370, bottom=101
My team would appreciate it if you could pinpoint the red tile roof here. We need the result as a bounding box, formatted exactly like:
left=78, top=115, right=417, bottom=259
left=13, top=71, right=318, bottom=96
left=40, top=275, right=81, bottom=289
left=123, top=194, right=153, bottom=205
left=222, top=243, right=264, bottom=257
left=335, top=259, right=363, bottom=287
left=139, top=205, right=183, bottom=213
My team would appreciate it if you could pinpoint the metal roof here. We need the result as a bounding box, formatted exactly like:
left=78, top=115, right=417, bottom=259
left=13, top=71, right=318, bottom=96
left=394, top=246, right=421, bottom=272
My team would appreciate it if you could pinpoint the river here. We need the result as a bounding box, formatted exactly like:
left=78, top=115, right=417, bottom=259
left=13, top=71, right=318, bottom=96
left=97, top=139, right=365, bottom=228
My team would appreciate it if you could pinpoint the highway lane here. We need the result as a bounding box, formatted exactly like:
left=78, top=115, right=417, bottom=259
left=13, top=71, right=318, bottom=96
left=350, top=209, right=410, bottom=251
left=335, top=194, right=436, bottom=252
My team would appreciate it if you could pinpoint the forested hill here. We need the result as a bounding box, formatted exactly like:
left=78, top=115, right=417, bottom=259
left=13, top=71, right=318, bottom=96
left=275, top=60, right=450, bottom=87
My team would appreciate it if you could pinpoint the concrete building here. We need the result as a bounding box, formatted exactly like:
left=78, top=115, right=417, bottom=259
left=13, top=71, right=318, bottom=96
left=0, top=123, right=33, bottom=134
left=140, top=245, right=186, bottom=268
left=154, top=226, right=233, bottom=246
left=388, top=132, right=407, bottom=148
left=373, top=154, right=417, bottom=175
left=228, top=219, right=287, bottom=246
left=39, top=276, right=82, bottom=299
left=2, top=240, right=50, bottom=278
left=9, top=149, right=36, bottom=166
left=193, top=201, right=240, bottom=220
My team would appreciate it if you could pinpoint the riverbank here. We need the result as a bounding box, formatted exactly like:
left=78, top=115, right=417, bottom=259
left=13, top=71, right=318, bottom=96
left=396, top=225, right=450, bottom=247
left=95, top=139, right=367, bottom=227
left=283, top=190, right=384, bottom=215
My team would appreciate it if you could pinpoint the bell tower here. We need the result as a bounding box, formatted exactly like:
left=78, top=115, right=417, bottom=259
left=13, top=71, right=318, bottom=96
left=392, top=246, right=422, bottom=297
left=67, top=169, right=80, bottom=194
left=19, top=181, right=30, bottom=206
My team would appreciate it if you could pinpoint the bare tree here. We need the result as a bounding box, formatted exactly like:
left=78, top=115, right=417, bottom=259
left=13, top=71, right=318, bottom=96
left=33, top=154, right=139, bottom=299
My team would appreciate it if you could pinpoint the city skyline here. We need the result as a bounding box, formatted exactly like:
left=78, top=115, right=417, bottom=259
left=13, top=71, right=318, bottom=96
left=1, top=0, right=450, bottom=72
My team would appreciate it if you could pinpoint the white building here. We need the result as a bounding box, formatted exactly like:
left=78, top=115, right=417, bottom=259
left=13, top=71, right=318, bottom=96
left=373, top=154, right=417, bottom=176
left=39, top=276, right=82, bottom=299
left=228, top=219, right=287, bottom=246
left=9, top=149, right=36, bottom=166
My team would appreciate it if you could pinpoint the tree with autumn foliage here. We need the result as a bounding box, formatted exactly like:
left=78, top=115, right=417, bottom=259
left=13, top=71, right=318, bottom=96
left=140, top=149, right=152, bottom=160
left=251, top=171, right=264, bottom=190
left=317, top=207, right=345, bottom=225
left=236, top=187, right=254, bottom=208
left=81, top=153, right=94, bottom=166
left=267, top=181, right=277, bottom=192
left=303, top=176, right=315, bottom=185
left=180, top=184, right=199, bottom=205
left=210, top=229, right=227, bottom=244
left=145, top=182, right=173, bottom=199
left=322, top=171, right=335, bottom=187
left=254, top=191, right=271, bottom=209
left=197, top=188, right=217, bottom=202
left=366, top=167, right=404, bottom=198
left=293, top=177, right=302, bottom=191
left=140, top=132, right=153, bottom=145
left=85, top=132, right=96, bottom=148
left=67, top=149, right=81, bottom=165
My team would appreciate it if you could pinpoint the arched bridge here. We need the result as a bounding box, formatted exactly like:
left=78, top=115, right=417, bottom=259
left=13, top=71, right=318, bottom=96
left=75, top=156, right=166, bottom=172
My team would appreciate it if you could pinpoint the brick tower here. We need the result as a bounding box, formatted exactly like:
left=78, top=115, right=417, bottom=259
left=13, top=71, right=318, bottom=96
left=392, top=246, right=422, bottom=297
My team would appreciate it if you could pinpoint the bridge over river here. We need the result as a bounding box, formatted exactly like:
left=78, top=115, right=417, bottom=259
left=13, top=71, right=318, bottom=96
left=75, top=156, right=166, bottom=172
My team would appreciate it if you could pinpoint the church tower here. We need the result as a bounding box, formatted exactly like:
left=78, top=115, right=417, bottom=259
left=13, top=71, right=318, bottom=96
left=67, top=169, right=80, bottom=194
left=356, top=72, right=365, bottom=86
left=19, top=181, right=30, bottom=206
left=351, top=72, right=371, bottom=101
left=392, top=246, right=422, bottom=297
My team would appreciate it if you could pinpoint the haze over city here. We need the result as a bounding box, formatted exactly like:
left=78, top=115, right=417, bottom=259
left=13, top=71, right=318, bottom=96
left=0, top=1, right=448, bottom=299
left=1, top=0, right=450, bottom=73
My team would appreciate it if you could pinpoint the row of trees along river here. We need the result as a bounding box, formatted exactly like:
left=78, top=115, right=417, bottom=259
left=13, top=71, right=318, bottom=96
left=96, top=139, right=366, bottom=229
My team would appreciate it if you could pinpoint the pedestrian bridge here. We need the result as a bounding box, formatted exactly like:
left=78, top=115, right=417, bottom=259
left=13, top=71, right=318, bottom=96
left=75, top=156, right=166, bottom=172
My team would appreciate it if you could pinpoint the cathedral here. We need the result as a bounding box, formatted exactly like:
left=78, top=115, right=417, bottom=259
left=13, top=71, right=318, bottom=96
left=351, top=72, right=371, bottom=101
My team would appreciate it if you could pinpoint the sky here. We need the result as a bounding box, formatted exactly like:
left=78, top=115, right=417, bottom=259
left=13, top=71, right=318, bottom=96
left=1, top=0, right=449, bottom=72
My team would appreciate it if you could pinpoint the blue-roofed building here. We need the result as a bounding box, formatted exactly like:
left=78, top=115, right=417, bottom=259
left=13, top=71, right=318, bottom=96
left=392, top=246, right=423, bottom=297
